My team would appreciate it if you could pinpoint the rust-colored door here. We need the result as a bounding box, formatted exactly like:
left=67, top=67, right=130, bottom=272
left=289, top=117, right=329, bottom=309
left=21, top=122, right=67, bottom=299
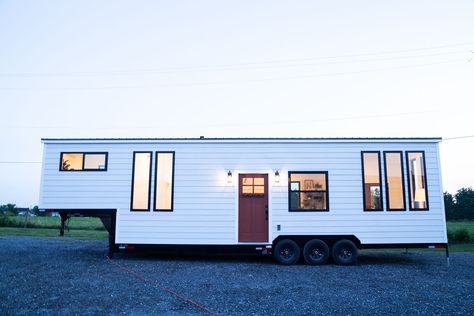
left=238, top=174, right=269, bottom=242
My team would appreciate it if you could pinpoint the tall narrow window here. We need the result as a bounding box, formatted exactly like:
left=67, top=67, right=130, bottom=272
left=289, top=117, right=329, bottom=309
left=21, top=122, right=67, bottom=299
left=154, top=152, right=175, bottom=211
left=361, top=152, right=383, bottom=211
left=384, top=151, right=406, bottom=211
left=406, top=151, right=429, bottom=210
left=130, top=152, right=152, bottom=211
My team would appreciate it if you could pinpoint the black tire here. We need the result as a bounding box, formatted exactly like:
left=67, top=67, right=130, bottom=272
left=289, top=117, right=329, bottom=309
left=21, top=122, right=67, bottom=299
left=274, top=239, right=301, bottom=265
left=303, top=239, right=330, bottom=265
left=332, top=239, right=359, bottom=265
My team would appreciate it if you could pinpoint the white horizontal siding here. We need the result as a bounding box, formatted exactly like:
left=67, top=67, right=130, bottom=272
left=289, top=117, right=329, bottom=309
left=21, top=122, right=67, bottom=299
left=39, top=140, right=447, bottom=245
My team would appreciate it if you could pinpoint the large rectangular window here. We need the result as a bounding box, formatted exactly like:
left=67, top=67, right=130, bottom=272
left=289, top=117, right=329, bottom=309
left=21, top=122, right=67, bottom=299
left=383, top=151, right=406, bottom=211
left=406, top=151, right=429, bottom=210
left=130, top=152, right=152, bottom=211
left=289, top=172, right=329, bottom=212
left=154, top=152, right=175, bottom=211
left=60, top=152, right=107, bottom=171
left=361, top=152, right=383, bottom=211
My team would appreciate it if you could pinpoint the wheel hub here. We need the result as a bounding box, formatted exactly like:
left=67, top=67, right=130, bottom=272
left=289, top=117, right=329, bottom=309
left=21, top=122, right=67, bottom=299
left=340, top=248, right=352, bottom=259
left=311, top=248, right=322, bottom=259
left=281, top=248, right=293, bottom=259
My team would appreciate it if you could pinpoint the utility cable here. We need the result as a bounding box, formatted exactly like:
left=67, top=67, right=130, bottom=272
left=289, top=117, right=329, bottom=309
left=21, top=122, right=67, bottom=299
left=0, top=59, right=468, bottom=91
left=0, top=49, right=470, bottom=78
left=1, top=41, right=473, bottom=78
left=443, top=135, right=474, bottom=141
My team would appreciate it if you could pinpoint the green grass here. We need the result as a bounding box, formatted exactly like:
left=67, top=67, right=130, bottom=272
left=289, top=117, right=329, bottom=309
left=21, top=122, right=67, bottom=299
left=446, top=221, right=474, bottom=240
left=0, top=215, right=105, bottom=230
left=447, top=243, right=474, bottom=252
left=0, top=227, right=108, bottom=240
left=0, top=216, right=107, bottom=240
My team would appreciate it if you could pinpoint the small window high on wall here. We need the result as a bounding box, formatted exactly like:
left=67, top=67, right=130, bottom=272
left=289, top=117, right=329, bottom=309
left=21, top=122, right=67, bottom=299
left=154, top=152, right=175, bottom=211
left=60, top=152, right=107, bottom=171
left=130, top=152, right=152, bottom=211
left=383, top=151, right=406, bottom=211
left=361, top=152, right=383, bottom=211
left=406, top=151, right=429, bottom=210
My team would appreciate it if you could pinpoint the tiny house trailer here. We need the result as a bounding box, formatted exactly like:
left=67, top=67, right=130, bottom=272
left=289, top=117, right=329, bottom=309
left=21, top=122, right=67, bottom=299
left=39, top=137, right=448, bottom=265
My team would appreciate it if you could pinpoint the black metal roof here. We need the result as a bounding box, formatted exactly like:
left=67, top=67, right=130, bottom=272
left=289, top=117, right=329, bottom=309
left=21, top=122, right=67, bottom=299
left=42, top=137, right=442, bottom=141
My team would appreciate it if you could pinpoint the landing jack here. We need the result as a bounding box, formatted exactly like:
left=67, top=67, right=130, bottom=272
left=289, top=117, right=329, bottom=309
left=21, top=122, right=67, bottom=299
left=59, top=212, right=70, bottom=236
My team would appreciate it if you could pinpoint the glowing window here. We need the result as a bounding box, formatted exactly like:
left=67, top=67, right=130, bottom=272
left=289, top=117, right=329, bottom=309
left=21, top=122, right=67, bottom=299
left=361, top=152, right=383, bottom=211
left=60, top=152, right=107, bottom=171
left=289, top=172, right=328, bottom=211
left=384, top=152, right=406, bottom=210
left=61, top=153, right=83, bottom=170
left=406, top=152, right=429, bottom=210
left=241, top=176, right=265, bottom=196
left=155, top=152, right=175, bottom=211
left=84, top=154, right=107, bottom=170
left=131, top=152, right=152, bottom=211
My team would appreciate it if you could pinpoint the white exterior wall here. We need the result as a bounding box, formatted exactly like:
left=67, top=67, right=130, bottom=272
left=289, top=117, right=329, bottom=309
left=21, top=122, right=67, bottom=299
left=39, top=139, right=447, bottom=245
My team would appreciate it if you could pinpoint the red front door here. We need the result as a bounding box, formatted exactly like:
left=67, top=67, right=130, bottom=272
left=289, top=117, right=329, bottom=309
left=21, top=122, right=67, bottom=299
left=238, top=174, right=269, bottom=242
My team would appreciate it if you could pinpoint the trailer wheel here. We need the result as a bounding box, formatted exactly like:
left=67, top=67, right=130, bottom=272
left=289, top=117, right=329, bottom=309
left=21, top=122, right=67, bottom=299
left=274, top=239, right=300, bottom=265
left=303, top=239, right=329, bottom=265
left=332, top=239, right=358, bottom=265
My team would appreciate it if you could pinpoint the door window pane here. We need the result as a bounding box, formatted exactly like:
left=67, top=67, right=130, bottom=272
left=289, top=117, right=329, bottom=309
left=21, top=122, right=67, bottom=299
left=155, top=152, right=174, bottom=211
left=131, top=152, right=151, bottom=211
left=242, top=178, right=253, bottom=185
left=241, top=176, right=265, bottom=196
left=242, top=185, right=253, bottom=194
left=362, top=152, right=382, bottom=211
left=253, top=185, right=265, bottom=194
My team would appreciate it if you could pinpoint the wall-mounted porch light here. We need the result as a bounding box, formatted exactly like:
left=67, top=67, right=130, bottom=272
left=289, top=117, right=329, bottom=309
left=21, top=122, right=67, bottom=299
left=227, top=170, right=233, bottom=184
left=274, top=170, right=280, bottom=183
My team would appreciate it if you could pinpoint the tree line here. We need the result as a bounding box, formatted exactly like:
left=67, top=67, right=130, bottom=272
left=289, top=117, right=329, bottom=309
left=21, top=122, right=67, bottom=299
left=0, top=204, right=49, bottom=216
left=444, top=187, right=474, bottom=220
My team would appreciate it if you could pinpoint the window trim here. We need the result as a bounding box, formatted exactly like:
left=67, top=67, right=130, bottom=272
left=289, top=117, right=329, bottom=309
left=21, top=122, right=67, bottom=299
left=153, top=151, right=175, bottom=212
left=383, top=151, right=406, bottom=211
left=361, top=151, right=384, bottom=212
left=59, top=152, right=108, bottom=172
left=288, top=171, right=329, bottom=212
left=130, top=151, right=153, bottom=212
left=406, top=151, right=429, bottom=211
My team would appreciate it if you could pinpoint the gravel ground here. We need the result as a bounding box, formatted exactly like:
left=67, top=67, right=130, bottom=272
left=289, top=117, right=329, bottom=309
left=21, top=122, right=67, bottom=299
left=1, top=237, right=473, bottom=316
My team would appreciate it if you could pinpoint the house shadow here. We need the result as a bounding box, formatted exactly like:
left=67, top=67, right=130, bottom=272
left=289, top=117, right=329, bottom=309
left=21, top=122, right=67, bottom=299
left=110, top=247, right=275, bottom=264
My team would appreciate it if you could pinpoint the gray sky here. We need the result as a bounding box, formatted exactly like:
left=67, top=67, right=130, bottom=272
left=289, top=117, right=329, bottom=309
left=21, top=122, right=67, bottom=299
left=0, top=1, right=473, bottom=206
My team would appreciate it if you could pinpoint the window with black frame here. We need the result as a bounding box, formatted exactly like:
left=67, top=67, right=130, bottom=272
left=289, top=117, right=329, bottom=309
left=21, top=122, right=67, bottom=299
left=361, top=152, right=383, bottom=211
left=289, top=172, right=329, bottom=211
left=406, top=151, right=429, bottom=210
left=60, top=152, right=108, bottom=171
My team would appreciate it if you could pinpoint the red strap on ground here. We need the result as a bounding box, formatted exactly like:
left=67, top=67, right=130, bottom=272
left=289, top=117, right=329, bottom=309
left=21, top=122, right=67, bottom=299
left=106, top=256, right=221, bottom=315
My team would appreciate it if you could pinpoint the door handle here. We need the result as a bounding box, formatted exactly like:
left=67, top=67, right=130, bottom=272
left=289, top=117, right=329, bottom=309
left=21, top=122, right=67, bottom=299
left=265, top=205, right=268, bottom=220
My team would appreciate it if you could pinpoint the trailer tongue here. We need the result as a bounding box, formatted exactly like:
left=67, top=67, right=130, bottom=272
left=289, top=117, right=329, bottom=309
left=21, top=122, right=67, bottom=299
left=47, top=209, right=117, bottom=256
